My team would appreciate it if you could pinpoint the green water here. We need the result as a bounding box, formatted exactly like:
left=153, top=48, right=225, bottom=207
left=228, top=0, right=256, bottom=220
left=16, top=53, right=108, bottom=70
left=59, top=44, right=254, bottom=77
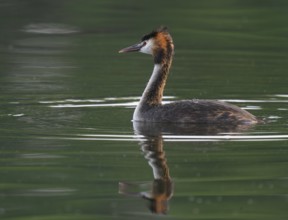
left=1, top=0, right=288, bottom=219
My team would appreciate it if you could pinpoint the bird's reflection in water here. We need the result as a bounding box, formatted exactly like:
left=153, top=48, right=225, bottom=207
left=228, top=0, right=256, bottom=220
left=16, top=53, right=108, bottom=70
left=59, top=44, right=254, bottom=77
left=119, top=133, right=172, bottom=214
left=119, top=121, right=255, bottom=214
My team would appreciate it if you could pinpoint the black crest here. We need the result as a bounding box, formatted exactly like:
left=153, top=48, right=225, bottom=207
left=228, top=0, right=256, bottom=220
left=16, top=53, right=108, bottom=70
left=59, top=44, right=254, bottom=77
left=141, top=26, right=169, bottom=41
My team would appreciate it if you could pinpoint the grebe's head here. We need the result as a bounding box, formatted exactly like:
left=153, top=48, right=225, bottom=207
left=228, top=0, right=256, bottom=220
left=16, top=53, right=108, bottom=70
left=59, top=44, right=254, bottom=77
left=119, top=26, right=174, bottom=64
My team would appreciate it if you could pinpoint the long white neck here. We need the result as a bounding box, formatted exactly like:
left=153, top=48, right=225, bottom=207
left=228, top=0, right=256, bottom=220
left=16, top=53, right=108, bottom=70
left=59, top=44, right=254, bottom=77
left=133, top=63, right=170, bottom=121
left=141, top=64, right=162, bottom=103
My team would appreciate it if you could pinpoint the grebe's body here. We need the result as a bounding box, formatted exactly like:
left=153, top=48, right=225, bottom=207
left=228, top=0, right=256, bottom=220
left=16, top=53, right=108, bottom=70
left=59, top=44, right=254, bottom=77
left=119, top=27, right=258, bottom=124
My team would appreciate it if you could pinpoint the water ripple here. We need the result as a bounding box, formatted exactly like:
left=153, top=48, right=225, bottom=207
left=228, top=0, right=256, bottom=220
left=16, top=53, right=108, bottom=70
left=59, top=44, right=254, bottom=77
left=39, top=97, right=288, bottom=109
left=40, top=133, right=288, bottom=142
left=19, top=188, right=76, bottom=197
left=22, top=23, right=80, bottom=35
left=39, top=96, right=175, bottom=108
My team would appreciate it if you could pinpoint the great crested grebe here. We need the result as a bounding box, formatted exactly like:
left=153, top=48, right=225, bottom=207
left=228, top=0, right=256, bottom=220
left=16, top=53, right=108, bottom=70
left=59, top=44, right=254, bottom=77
left=119, top=27, right=259, bottom=124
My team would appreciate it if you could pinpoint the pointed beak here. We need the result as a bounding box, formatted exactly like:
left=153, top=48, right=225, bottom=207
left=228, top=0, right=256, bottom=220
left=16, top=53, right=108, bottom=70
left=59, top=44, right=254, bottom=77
left=119, top=42, right=143, bottom=53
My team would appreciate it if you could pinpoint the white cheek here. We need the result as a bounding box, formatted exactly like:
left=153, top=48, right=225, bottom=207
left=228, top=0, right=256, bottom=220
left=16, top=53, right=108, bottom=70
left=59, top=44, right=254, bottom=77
left=140, top=40, right=153, bottom=54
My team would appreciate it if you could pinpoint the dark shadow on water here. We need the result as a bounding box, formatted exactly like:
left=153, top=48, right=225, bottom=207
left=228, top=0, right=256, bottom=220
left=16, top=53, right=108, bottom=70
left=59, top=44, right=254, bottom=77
left=119, top=121, right=255, bottom=214
left=133, top=121, right=256, bottom=136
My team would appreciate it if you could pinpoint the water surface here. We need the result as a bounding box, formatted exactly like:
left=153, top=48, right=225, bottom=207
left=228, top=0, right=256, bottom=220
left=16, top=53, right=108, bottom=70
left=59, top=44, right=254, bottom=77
left=0, top=0, right=288, bottom=219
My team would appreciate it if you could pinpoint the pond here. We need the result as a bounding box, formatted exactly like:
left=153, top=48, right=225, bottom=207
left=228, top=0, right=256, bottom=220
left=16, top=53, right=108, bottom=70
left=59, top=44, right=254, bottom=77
left=0, top=0, right=288, bottom=219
